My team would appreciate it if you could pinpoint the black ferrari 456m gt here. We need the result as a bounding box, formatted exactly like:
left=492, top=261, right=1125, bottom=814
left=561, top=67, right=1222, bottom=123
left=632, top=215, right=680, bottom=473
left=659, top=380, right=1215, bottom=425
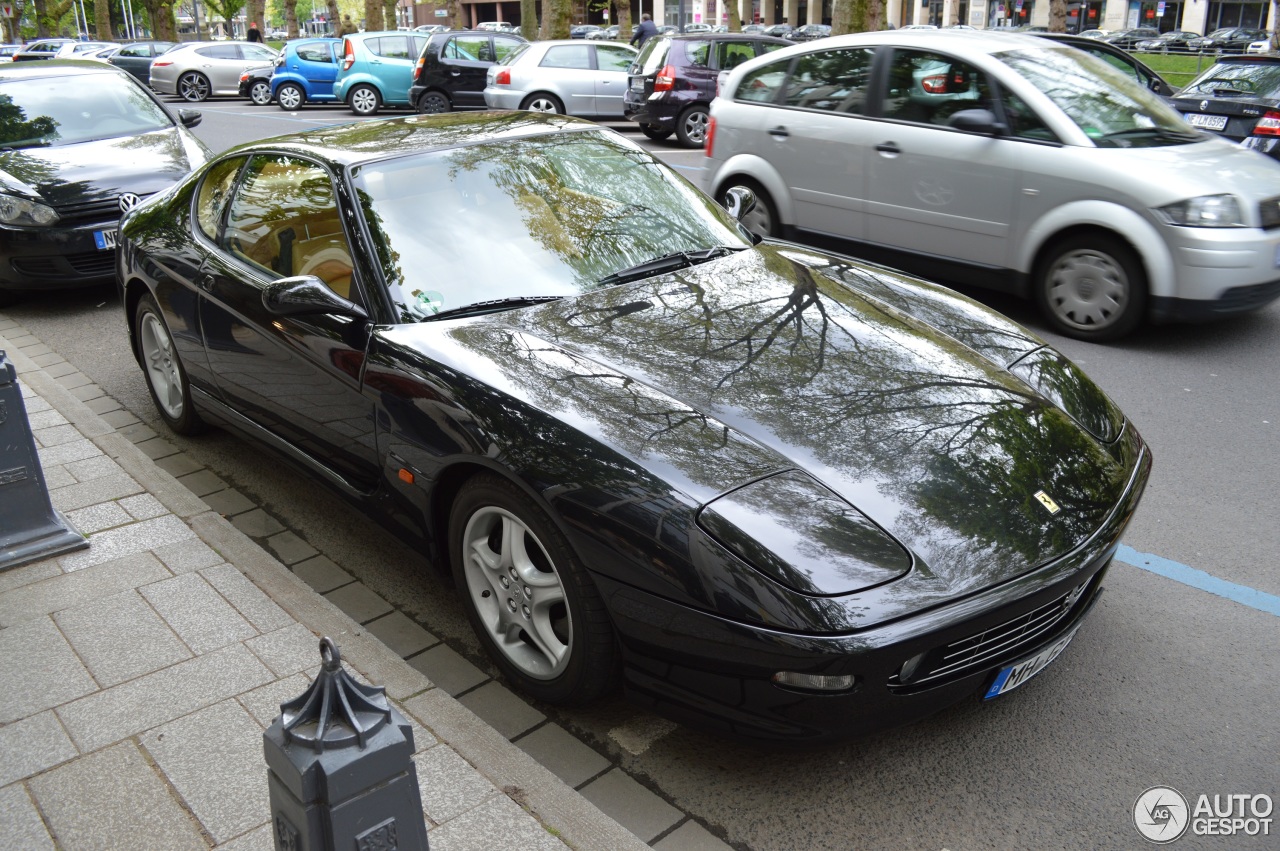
left=118, top=112, right=1150, bottom=744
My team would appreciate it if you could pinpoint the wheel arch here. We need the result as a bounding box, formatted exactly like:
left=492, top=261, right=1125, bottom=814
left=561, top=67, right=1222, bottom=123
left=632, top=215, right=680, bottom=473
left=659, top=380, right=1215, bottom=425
left=417, top=87, right=452, bottom=106
left=121, top=277, right=149, bottom=365
left=1021, top=201, right=1174, bottom=300
left=708, top=154, right=795, bottom=228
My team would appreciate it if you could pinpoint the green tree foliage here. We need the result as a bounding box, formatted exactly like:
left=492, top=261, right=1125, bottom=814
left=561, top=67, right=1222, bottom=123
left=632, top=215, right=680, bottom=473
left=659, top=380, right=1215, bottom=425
left=204, top=0, right=248, bottom=33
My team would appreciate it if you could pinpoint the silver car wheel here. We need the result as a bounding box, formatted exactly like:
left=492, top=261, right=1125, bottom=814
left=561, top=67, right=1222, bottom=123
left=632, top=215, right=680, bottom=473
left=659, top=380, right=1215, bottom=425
left=140, top=311, right=184, bottom=421
left=277, top=84, right=304, bottom=110
left=349, top=85, right=379, bottom=116
left=178, top=72, right=210, bottom=102
left=524, top=95, right=561, bottom=113
left=1044, top=248, right=1129, bottom=331
left=682, top=109, right=709, bottom=144
left=461, top=506, right=571, bottom=681
left=249, top=80, right=271, bottom=105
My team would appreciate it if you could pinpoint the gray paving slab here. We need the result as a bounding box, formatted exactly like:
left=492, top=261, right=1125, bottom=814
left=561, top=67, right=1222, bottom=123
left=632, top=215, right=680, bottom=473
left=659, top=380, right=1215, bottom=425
left=201, top=563, right=293, bottom=632
left=0, top=783, right=55, bottom=851
left=28, top=742, right=207, bottom=851
left=55, top=371, right=90, bottom=389
left=142, top=700, right=270, bottom=844
left=414, top=746, right=500, bottom=825
left=31, top=351, right=62, bottom=367
left=49, top=472, right=145, bottom=512
left=514, top=723, right=612, bottom=789
left=175, top=468, right=228, bottom=497
left=292, top=554, right=355, bottom=593
left=25, top=408, right=69, bottom=429
left=19, top=342, right=52, bottom=357
left=141, top=572, right=259, bottom=654
left=42, top=360, right=78, bottom=379
left=203, top=487, right=258, bottom=516
left=68, top=382, right=104, bottom=402
left=154, top=538, right=225, bottom=574
left=35, top=437, right=100, bottom=467
left=245, top=622, right=320, bottom=677
left=134, top=435, right=180, bottom=460
left=214, top=822, right=273, bottom=851
left=458, top=681, right=545, bottom=740
left=580, top=768, right=684, bottom=843
left=0, top=558, right=60, bottom=595
left=652, top=821, right=735, bottom=851
left=54, top=589, right=192, bottom=686
left=229, top=508, right=286, bottom=538
left=0, top=711, right=79, bottom=788
left=83, top=394, right=123, bottom=415
left=118, top=421, right=158, bottom=442
left=120, top=492, right=168, bottom=520
left=427, top=793, right=568, bottom=851
left=60, top=514, right=197, bottom=573
left=265, top=530, right=317, bottom=565
left=0, top=617, right=97, bottom=724
left=56, top=643, right=274, bottom=752
left=42, top=464, right=76, bottom=489
left=408, top=645, right=490, bottom=696
left=32, top=423, right=81, bottom=447
left=365, top=610, right=439, bottom=658
left=236, top=672, right=310, bottom=727
left=325, top=581, right=394, bottom=623
left=64, top=454, right=126, bottom=482
left=99, top=407, right=141, bottom=428
left=156, top=453, right=205, bottom=478
left=65, top=500, right=132, bottom=534
left=0, top=551, right=171, bottom=628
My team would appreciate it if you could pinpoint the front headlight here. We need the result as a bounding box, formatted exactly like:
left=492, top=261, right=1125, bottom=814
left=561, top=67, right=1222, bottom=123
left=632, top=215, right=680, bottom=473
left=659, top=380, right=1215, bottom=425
left=1155, top=194, right=1245, bottom=228
left=0, top=193, right=60, bottom=226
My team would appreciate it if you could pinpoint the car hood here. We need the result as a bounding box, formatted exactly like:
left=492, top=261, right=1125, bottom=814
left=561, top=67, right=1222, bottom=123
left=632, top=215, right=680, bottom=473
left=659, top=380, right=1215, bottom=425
left=0, top=126, right=197, bottom=205
left=406, top=245, right=1141, bottom=606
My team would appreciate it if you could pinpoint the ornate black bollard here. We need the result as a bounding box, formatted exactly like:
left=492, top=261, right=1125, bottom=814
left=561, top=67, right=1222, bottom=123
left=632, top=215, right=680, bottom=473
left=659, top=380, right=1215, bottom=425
left=264, top=637, right=429, bottom=851
left=0, top=350, right=88, bottom=572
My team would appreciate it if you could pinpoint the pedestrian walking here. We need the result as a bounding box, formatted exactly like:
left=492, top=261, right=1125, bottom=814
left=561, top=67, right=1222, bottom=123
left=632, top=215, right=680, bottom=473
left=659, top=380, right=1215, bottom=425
left=247, top=21, right=263, bottom=42
left=631, top=13, right=657, bottom=47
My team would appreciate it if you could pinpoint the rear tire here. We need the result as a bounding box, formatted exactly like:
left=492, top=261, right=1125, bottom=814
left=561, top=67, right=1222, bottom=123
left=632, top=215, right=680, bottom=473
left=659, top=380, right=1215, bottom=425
left=348, top=84, right=380, bottom=116
left=1034, top=234, right=1146, bottom=342
left=416, top=90, right=451, bottom=114
left=675, top=104, right=710, bottom=148
left=717, top=177, right=779, bottom=238
left=178, top=72, right=210, bottom=102
left=135, top=293, right=206, bottom=436
left=520, top=92, right=564, bottom=114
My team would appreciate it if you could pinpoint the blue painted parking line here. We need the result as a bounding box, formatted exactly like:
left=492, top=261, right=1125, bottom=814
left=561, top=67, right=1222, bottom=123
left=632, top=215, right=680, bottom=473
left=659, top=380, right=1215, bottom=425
left=1115, top=544, right=1280, bottom=616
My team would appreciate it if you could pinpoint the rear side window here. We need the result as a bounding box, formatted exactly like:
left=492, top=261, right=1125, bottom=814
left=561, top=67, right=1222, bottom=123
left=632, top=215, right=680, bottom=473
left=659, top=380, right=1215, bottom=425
left=369, top=36, right=411, bottom=60
left=444, top=35, right=489, bottom=61
left=683, top=40, right=712, bottom=68
left=595, top=44, right=635, bottom=72
left=881, top=49, right=994, bottom=128
left=541, top=45, right=591, bottom=69
left=716, top=41, right=755, bottom=71
left=197, top=45, right=240, bottom=60
left=296, top=43, right=334, bottom=63
left=118, top=44, right=150, bottom=58
left=735, top=57, right=789, bottom=103
left=783, top=48, right=874, bottom=114
left=493, top=37, right=523, bottom=62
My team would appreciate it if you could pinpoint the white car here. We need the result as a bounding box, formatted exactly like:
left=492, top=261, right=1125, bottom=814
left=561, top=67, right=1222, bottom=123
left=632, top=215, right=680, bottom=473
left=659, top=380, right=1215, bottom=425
left=707, top=30, right=1280, bottom=340
left=149, top=41, right=279, bottom=101
left=1246, top=39, right=1273, bottom=55
left=484, top=39, right=637, bottom=117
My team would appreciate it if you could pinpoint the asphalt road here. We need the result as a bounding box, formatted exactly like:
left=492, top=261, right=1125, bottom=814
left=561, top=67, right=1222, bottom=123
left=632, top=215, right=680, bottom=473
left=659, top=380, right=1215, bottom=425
left=5, top=99, right=1277, bottom=850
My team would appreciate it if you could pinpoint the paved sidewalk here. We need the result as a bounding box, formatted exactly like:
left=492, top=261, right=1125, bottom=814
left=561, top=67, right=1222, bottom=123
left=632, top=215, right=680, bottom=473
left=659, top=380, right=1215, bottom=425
left=0, top=328, right=651, bottom=850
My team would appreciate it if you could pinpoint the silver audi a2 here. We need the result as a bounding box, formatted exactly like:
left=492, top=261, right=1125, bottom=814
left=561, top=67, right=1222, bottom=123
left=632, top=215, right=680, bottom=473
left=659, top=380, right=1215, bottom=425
left=706, top=30, right=1280, bottom=341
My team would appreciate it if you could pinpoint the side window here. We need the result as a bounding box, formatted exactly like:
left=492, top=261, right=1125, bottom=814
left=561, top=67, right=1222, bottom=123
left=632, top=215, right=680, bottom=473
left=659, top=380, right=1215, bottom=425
left=540, top=45, right=591, bottom=69
left=880, top=49, right=992, bottom=128
left=493, top=37, right=523, bottom=62
left=783, top=48, right=874, bottom=114
left=445, top=35, right=488, bottom=61
left=198, top=45, right=240, bottom=60
left=999, top=89, right=1058, bottom=142
left=1084, top=48, right=1141, bottom=86
left=244, top=44, right=279, bottom=62
left=119, top=44, right=148, bottom=58
left=296, top=44, right=333, bottom=63
left=735, top=58, right=789, bottom=104
left=595, top=44, right=634, bottom=72
left=222, top=156, right=355, bottom=299
left=684, top=40, right=711, bottom=68
left=760, top=42, right=788, bottom=54
left=716, top=41, right=756, bottom=72
left=195, top=157, right=245, bottom=241
left=371, top=36, right=411, bottom=60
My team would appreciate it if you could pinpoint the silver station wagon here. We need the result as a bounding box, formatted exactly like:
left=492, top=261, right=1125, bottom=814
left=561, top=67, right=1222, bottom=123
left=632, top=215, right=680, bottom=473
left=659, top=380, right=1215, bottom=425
left=706, top=30, right=1280, bottom=340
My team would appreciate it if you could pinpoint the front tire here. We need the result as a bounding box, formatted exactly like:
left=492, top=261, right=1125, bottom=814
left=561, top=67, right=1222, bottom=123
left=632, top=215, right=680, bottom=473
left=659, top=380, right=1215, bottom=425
left=135, top=294, right=206, bottom=435
left=675, top=104, right=710, bottom=148
left=449, top=473, right=617, bottom=705
left=1035, top=234, right=1146, bottom=342
left=520, top=92, right=564, bottom=114
left=348, top=84, right=380, bottom=116
left=178, top=72, right=210, bottom=102
left=248, top=79, right=272, bottom=105
left=640, top=123, right=672, bottom=140
left=416, top=90, right=451, bottom=114
left=276, top=82, right=305, bottom=110
left=718, top=177, right=779, bottom=238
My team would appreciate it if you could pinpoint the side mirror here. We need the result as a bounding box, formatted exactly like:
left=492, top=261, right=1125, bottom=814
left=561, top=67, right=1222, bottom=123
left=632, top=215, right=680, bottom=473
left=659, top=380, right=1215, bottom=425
left=722, top=185, right=757, bottom=221
left=946, top=108, right=1007, bottom=136
left=262, top=276, right=368, bottom=320
left=178, top=108, right=202, bottom=128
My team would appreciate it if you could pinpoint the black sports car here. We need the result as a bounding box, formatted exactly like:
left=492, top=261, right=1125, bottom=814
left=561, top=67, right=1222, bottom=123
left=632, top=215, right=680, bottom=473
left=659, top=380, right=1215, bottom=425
left=1170, top=55, right=1280, bottom=161
left=118, top=114, right=1151, bottom=743
left=0, top=60, right=209, bottom=306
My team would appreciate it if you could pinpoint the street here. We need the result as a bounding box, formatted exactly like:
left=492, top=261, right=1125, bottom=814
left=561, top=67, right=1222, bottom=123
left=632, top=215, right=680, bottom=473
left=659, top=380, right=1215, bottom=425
left=4, top=98, right=1277, bottom=850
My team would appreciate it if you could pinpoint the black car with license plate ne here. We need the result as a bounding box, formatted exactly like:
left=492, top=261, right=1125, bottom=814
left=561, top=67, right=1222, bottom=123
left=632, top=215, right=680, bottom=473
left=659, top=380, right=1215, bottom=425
left=117, top=113, right=1151, bottom=744
left=0, top=60, right=209, bottom=307
left=1169, top=55, right=1280, bottom=161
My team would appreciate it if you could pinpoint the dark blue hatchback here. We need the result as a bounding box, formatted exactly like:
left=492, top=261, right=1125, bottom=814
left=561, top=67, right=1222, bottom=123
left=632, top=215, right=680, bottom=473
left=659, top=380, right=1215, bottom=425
left=271, top=37, right=342, bottom=110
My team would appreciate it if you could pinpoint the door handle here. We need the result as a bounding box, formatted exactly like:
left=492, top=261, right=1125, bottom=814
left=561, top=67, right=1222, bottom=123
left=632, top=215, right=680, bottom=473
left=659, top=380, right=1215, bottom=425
left=767, top=125, right=789, bottom=138
left=876, top=142, right=901, bottom=155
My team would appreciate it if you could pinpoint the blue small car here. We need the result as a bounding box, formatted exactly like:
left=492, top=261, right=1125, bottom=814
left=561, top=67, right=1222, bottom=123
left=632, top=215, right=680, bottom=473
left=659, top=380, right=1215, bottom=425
left=271, top=37, right=343, bottom=110
left=332, top=31, right=430, bottom=115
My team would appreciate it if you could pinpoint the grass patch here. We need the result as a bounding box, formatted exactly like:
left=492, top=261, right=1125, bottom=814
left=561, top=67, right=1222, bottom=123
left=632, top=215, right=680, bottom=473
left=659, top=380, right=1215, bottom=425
left=1133, top=52, right=1223, bottom=89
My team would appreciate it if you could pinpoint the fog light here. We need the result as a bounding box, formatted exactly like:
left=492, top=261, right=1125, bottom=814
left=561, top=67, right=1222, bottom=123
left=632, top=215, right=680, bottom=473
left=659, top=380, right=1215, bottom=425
left=898, top=652, right=926, bottom=683
left=772, top=671, right=855, bottom=692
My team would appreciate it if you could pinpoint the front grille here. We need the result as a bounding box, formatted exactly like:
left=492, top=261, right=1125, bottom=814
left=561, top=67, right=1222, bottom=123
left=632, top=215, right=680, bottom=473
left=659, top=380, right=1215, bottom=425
left=52, top=194, right=151, bottom=227
left=12, top=250, right=115, bottom=280
left=1260, top=196, right=1280, bottom=230
left=890, top=580, right=1092, bottom=690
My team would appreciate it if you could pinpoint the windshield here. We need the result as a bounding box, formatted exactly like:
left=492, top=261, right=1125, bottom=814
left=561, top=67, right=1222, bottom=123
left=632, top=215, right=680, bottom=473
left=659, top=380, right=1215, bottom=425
left=0, top=72, right=173, bottom=150
left=1181, top=60, right=1280, bottom=98
left=352, top=129, right=751, bottom=323
left=997, top=47, right=1200, bottom=147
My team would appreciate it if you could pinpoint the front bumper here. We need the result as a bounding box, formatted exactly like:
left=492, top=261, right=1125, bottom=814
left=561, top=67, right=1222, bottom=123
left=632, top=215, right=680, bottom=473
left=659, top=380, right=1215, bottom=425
left=1165, top=221, right=1280, bottom=308
left=1, top=223, right=118, bottom=291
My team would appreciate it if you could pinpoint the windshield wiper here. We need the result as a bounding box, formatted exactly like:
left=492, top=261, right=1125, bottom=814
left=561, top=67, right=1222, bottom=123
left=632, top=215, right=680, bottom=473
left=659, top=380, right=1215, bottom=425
left=596, top=245, right=746, bottom=287
left=422, top=295, right=563, bottom=322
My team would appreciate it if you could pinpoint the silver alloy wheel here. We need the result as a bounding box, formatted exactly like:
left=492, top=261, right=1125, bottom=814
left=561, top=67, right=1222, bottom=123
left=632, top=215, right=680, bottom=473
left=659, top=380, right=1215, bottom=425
left=140, top=311, right=185, bottom=421
left=524, top=95, right=561, bottom=113
left=461, top=506, right=571, bottom=681
left=178, top=72, right=209, bottom=102
left=1044, top=247, right=1130, bottom=331
left=249, top=80, right=271, bottom=105
left=682, top=108, right=709, bottom=144
left=349, top=85, right=378, bottom=115
left=277, top=84, right=304, bottom=110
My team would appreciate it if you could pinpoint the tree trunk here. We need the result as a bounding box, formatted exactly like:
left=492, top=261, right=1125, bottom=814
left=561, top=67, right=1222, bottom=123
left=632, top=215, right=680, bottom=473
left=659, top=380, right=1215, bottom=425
left=614, top=0, right=631, bottom=38
left=325, top=0, right=340, bottom=32
left=94, top=0, right=114, bottom=38
left=383, top=0, right=398, bottom=29
left=726, top=0, right=742, bottom=32
left=1049, top=0, right=1067, bottom=32
left=247, top=0, right=266, bottom=36
left=521, top=0, right=537, bottom=39
left=284, top=0, right=299, bottom=37
left=143, top=0, right=178, bottom=40
left=543, top=0, right=570, bottom=39
left=830, top=0, right=854, bottom=34
left=364, top=0, right=382, bottom=31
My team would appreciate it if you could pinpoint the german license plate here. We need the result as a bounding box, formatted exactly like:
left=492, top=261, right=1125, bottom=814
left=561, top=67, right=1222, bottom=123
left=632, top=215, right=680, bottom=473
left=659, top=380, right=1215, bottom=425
left=93, top=228, right=118, bottom=251
left=983, top=625, right=1080, bottom=699
left=1183, top=113, right=1227, bottom=131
